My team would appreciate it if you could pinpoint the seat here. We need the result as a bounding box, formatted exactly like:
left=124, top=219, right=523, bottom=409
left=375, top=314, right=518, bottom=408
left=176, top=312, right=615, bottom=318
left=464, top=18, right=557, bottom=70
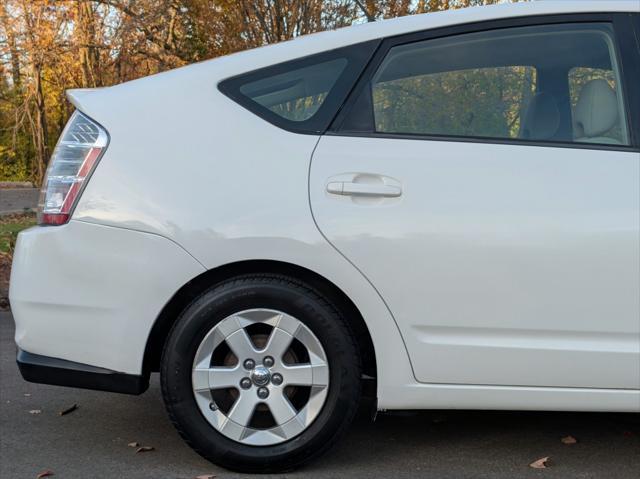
left=519, top=92, right=560, bottom=141
left=573, top=79, right=621, bottom=145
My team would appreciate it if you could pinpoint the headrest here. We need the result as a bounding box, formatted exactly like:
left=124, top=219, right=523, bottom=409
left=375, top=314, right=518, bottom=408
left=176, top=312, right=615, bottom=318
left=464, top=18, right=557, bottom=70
left=520, top=92, right=560, bottom=141
left=574, top=79, right=618, bottom=138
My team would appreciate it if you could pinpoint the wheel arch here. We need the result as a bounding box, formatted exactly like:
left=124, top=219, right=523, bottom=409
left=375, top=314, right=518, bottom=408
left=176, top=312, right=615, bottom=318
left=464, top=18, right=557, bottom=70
left=143, top=259, right=377, bottom=397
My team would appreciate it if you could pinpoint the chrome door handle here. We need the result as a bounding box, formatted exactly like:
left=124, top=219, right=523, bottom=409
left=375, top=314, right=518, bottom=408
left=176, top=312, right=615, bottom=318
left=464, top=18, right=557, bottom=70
left=326, top=181, right=402, bottom=198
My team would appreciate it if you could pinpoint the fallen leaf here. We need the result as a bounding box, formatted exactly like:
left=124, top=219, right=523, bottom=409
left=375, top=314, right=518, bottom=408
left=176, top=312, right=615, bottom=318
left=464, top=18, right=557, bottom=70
left=561, top=435, right=577, bottom=445
left=29, top=409, right=41, bottom=415
left=127, top=442, right=140, bottom=448
left=59, top=404, right=78, bottom=416
left=136, top=446, right=155, bottom=453
left=36, top=470, right=54, bottom=478
left=431, top=413, right=447, bottom=424
left=529, top=456, right=550, bottom=469
left=195, top=475, right=216, bottom=479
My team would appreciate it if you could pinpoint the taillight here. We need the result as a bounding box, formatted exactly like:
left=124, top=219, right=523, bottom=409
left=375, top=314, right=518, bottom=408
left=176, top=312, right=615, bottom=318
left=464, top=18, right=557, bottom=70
left=38, top=111, right=108, bottom=225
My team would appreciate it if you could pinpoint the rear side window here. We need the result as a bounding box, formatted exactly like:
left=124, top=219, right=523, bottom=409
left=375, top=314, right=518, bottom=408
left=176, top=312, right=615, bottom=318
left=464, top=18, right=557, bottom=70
left=219, top=41, right=379, bottom=134
left=372, top=65, right=537, bottom=139
left=337, top=23, right=630, bottom=147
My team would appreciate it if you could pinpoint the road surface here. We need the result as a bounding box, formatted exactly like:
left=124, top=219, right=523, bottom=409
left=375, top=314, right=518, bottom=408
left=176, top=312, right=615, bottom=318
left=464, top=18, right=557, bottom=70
left=1, top=312, right=638, bottom=478
left=0, top=188, right=39, bottom=215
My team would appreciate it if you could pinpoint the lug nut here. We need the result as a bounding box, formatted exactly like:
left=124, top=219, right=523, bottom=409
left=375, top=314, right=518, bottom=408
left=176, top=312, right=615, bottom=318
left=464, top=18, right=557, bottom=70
left=263, top=356, right=274, bottom=367
left=209, top=402, right=218, bottom=411
left=271, top=373, right=283, bottom=386
left=257, top=387, right=269, bottom=399
left=243, top=359, right=255, bottom=370
left=240, top=377, right=252, bottom=389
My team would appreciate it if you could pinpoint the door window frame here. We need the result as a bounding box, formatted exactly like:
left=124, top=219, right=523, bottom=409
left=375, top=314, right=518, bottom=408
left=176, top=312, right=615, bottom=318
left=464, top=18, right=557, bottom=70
left=328, top=13, right=640, bottom=152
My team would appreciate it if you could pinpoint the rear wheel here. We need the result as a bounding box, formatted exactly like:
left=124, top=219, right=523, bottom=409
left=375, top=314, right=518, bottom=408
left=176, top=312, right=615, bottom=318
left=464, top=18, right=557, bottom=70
left=160, top=274, right=361, bottom=472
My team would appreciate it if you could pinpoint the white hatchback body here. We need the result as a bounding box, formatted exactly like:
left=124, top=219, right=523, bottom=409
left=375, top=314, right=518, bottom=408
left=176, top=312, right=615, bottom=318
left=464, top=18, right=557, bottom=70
left=11, top=0, right=640, bottom=430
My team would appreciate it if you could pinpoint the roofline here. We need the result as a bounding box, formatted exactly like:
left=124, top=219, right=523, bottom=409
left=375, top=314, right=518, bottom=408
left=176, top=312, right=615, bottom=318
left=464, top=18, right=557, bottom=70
left=85, top=0, right=638, bottom=96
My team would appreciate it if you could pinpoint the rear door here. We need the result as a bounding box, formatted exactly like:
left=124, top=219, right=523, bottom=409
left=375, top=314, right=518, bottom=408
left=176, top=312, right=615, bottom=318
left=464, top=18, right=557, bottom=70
left=310, top=15, right=640, bottom=389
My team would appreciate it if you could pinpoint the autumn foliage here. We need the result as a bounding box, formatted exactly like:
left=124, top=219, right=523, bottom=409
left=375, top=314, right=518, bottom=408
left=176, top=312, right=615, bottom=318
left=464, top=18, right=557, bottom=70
left=0, top=0, right=502, bottom=184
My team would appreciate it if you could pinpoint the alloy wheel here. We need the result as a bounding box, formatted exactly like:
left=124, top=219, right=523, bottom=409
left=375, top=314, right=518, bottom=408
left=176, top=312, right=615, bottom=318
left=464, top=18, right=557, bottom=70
left=191, top=309, right=330, bottom=446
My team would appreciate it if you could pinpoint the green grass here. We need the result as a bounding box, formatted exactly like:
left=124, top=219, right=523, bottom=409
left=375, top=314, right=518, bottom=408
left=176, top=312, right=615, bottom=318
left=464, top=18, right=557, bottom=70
left=0, top=214, right=37, bottom=254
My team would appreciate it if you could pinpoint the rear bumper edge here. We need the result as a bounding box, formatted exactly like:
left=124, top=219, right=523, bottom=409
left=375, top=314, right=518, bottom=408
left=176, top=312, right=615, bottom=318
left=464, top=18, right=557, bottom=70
left=16, top=348, right=149, bottom=395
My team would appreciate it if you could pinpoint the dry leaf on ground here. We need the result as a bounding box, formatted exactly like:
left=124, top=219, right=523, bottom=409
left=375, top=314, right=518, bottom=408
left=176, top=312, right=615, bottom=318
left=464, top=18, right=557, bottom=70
left=136, top=446, right=155, bottom=453
left=561, top=435, right=577, bottom=444
left=36, top=470, right=54, bottom=478
left=529, top=456, right=550, bottom=469
left=431, top=414, right=447, bottom=424
left=59, top=404, right=78, bottom=416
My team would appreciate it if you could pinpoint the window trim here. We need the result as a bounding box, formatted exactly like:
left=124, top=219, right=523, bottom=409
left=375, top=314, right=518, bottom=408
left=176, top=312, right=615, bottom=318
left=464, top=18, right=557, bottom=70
left=218, top=40, right=380, bottom=135
left=616, top=13, right=640, bottom=148
left=329, top=13, right=640, bottom=152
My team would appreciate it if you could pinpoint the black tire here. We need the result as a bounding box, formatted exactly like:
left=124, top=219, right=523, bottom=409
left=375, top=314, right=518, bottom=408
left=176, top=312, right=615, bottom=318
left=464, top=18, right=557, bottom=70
left=160, top=274, right=362, bottom=473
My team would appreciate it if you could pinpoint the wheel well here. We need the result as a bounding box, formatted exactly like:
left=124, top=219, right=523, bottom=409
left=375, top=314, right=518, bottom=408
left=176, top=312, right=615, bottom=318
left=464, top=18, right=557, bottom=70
left=143, top=260, right=377, bottom=395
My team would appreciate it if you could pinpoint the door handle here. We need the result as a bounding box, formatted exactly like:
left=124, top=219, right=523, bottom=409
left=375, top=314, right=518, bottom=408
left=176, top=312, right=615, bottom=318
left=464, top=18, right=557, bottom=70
left=326, top=181, right=402, bottom=198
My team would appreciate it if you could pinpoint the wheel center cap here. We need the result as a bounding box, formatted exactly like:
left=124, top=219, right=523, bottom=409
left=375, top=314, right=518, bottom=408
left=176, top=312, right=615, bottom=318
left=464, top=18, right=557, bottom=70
left=251, top=366, right=271, bottom=386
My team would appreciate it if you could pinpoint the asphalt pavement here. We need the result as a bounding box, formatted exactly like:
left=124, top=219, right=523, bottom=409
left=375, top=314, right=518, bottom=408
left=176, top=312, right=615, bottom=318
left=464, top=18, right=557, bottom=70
left=1, top=311, right=639, bottom=478
left=0, top=188, right=39, bottom=215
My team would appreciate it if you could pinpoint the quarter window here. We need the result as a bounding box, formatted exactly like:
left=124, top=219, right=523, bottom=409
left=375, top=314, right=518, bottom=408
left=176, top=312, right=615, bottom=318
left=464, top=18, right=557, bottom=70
left=219, top=41, right=379, bottom=134
left=239, top=58, right=348, bottom=122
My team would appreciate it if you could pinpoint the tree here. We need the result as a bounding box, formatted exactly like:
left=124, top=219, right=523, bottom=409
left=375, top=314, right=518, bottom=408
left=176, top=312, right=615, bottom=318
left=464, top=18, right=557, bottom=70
left=0, top=0, right=513, bottom=183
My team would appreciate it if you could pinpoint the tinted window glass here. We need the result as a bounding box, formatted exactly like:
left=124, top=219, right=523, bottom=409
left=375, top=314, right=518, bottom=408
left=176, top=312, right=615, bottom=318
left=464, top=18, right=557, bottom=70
left=373, top=66, right=537, bottom=138
left=219, top=41, right=379, bottom=134
left=240, top=58, right=347, bottom=122
left=344, top=23, right=629, bottom=146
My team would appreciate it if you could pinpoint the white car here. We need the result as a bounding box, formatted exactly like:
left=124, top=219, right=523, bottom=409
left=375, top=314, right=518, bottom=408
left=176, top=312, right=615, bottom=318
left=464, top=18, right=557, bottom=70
left=10, top=0, right=640, bottom=472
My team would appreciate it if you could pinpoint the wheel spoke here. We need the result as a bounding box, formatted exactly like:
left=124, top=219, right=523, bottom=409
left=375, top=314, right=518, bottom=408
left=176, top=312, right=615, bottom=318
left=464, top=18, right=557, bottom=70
left=193, top=366, right=244, bottom=391
left=282, top=363, right=328, bottom=387
left=227, top=392, right=257, bottom=426
left=225, top=328, right=256, bottom=358
left=264, top=327, right=293, bottom=359
left=192, top=368, right=211, bottom=392
left=211, top=366, right=244, bottom=389
left=282, top=364, right=312, bottom=386
left=267, top=392, right=297, bottom=425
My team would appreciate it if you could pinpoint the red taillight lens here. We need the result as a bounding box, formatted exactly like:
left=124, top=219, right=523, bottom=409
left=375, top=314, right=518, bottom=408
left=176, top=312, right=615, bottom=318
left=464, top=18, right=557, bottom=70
left=38, top=111, right=108, bottom=225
